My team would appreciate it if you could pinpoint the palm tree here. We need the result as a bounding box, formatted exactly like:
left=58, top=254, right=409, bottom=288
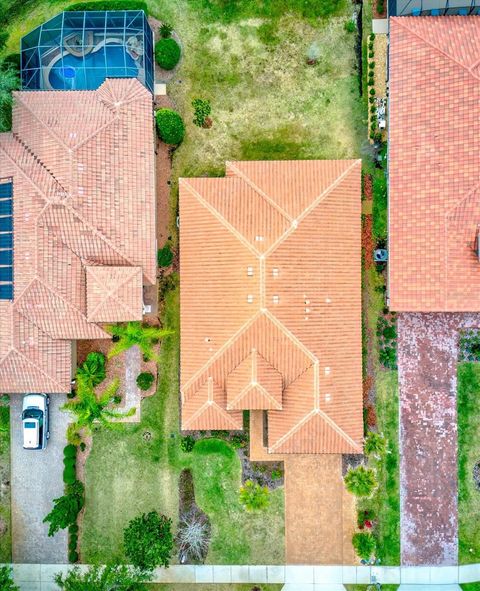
left=62, top=376, right=134, bottom=439
left=0, top=67, right=19, bottom=132
left=107, top=321, right=173, bottom=361
left=344, top=465, right=377, bottom=497
left=364, top=431, right=387, bottom=458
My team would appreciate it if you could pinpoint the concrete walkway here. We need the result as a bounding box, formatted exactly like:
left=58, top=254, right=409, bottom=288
left=6, top=562, right=480, bottom=590
left=10, top=395, right=68, bottom=564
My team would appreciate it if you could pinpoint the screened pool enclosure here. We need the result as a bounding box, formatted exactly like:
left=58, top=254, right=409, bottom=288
left=21, top=11, right=154, bottom=92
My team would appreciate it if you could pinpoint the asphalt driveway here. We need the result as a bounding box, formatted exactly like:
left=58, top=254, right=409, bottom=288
left=10, top=394, right=68, bottom=563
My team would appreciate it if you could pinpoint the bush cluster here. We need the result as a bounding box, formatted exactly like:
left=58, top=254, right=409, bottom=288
left=192, top=98, right=211, bottom=128
left=157, top=243, right=173, bottom=267
left=344, top=465, right=377, bottom=498
left=180, top=435, right=196, bottom=453
left=352, top=531, right=377, bottom=560
left=124, top=511, right=174, bottom=570
left=63, top=444, right=77, bottom=485
left=136, top=371, right=154, bottom=391
left=155, top=109, right=185, bottom=145
left=155, top=38, right=181, bottom=70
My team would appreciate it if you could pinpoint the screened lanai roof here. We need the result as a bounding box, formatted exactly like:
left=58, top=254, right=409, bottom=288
left=389, top=0, right=480, bottom=15
left=21, top=11, right=153, bottom=92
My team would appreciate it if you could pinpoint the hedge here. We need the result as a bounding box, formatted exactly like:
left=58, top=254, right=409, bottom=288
left=63, top=465, right=76, bottom=485
left=66, top=1, right=148, bottom=12
left=63, top=458, right=76, bottom=469
left=155, top=109, right=185, bottom=145
left=155, top=38, right=181, bottom=70
left=63, top=444, right=77, bottom=459
left=68, top=550, right=79, bottom=563
left=68, top=524, right=79, bottom=535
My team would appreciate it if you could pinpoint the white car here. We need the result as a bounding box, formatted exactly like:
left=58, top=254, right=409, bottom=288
left=22, top=394, right=49, bottom=450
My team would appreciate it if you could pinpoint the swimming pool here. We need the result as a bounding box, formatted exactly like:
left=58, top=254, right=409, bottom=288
left=49, top=43, right=138, bottom=90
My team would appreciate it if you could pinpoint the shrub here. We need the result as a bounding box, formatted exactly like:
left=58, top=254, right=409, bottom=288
left=176, top=510, right=210, bottom=561
left=364, top=431, right=387, bottom=457
left=271, top=469, right=283, bottom=480
left=136, top=371, right=155, bottom=391
left=352, top=532, right=377, bottom=560
left=124, top=511, right=173, bottom=570
left=79, top=441, right=86, bottom=452
left=344, top=466, right=377, bottom=497
left=66, top=424, right=81, bottom=446
left=370, top=33, right=376, bottom=41
left=0, top=31, right=8, bottom=51
left=160, top=22, right=173, bottom=38
left=157, top=243, right=173, bottom=267
left=369, top=88, right=376, bottom=96
left=368, top=42, right=374, bottom=51
left=368, top=51, right=374, bottom=59
left=68, top=550, right=79, bottom=563
left=0, top=566, right=19, bottom=591
left=155, top=38, right=181, bottom=70
left=368, top=78, right=374, bottom=86
left=68, top=523, right=79, bottom=535
left=63, top=444, right=77, bottom=459
left=192, top=98, right=212, bottom=127
left=180, top=435, right=196, bottom=453
left=239, top=480, right=270, bottom=511
left=369, top=61, right=375, bottom=69
left=66, top=1, right=148, bottom=11
left=344, top=20, right=356, bottom=33
left=230, top=433, right=247, bottom=449
left=43, top=480, right=84, bottom=537
left=155, top=109, right=185, bottom=145
left=380, top=346, right=397, bottom=369
left=76, top=351, right=106, bottom=387
left=68, top=536, right=78, bottom=551
left=63, top=465, right=76, bottom=485
left=1, top=53, right=20, bottom=74
left=63, top=458, right=76, bottom=469
left=55, top=565, right=150, bottom=590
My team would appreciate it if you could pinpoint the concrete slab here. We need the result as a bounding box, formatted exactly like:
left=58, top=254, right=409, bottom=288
left=249, top=565, right=267, bottom=583
left=401, top=566, right=431, bottom=584
left=230, top=565, right=250, bottom=583
left=212, top=565, right=231, bottom=583
left=372, top=19, right=388, bottom=34
left=267, top=565, right=286, bottom=583
left=13, top=564, right=41, bottom=582
left=372, top=566, right=401, bottom=584
left=195, top=565, right=214, bottom=583
left=313, top=566, right=343, bottom=584
left=429, top=566, right=458, bottom=584
left=342, top=565, right=357, bottom=583
left=285, top=565, right=314, bottom=583
left=459, top=564, right=480, bottom=584
left=356, top=566, right=371, bottom=584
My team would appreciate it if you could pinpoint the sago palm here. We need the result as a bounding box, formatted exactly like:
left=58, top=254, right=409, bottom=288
left=344, top=465, right=377, bottom=498
left=63, top=376, right=134, bottom=435
left=107, top=321, right=173, bottom=361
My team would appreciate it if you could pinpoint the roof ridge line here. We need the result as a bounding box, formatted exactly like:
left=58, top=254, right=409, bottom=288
left=4, top=343, right=68, bottom=392
left=269, top=409, right=316, bottom=452
left=181, top=310, right=264, bottom=392
left=180, top=179, right=262, bottom=258
left=393, top=18, right=480, bottom=83
left=263, top=308, right=317, bottom=363
left=15, top=276, right=108, bottom=339
left=227, top=162, right=294, bottom=223
left=72, top=111, right=118, bottom=152
left=15, top=94, right=73, bottom=153
left=0, top=141, right=51, bottom=204
left=264, top=160, right=360, bottom=258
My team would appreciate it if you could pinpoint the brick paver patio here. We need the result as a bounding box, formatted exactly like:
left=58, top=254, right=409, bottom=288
left=398, top=312, right=480, bottom=565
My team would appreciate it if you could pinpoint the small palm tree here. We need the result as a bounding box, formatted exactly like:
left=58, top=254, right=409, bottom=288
left=239, top=480, right=270, bottom=511
left=107, top=321, right=173, bottom=361
left=63, top=376, right=134, bottom=439
left=344, top=465, right=377, bottom=498
left=364, top=431, right=387, bottom=458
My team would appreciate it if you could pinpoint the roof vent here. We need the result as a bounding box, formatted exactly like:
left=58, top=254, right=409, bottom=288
left=272, top=267, right=279, bottom=277
left=272, top=295, right=279, bottom=304
left=247, top=294, right=254, bottom=303
left=255, top=235, right=264, bottom=242
left=247, top=266, right=254, bottom=276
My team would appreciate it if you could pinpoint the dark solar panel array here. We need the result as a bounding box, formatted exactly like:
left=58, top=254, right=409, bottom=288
left=0, top=181, right=13, bottom=300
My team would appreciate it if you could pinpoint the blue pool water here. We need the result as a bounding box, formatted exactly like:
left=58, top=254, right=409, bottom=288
left=49, top=44, right=138, bottom=90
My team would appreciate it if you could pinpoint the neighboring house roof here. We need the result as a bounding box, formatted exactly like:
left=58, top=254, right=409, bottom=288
left=0, top=79, right=155, bottom=393
left=389, top=16, right=480, bottom=311
left=180, top=160, right=363, bottom=454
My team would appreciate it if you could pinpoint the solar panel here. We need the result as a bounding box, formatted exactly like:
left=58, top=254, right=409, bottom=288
left=0, top=234, right=12, bottom=249
left=0, top=217, right=12, bottom=232
left=0, top=183, right=12, bottom=198
left=0, top=267, right=12, bottom=282
left=0, top=200, right=12, bottom=216
left=0, top=284, right=13, bottom=299
left=0, top=250, right=12, bottom=265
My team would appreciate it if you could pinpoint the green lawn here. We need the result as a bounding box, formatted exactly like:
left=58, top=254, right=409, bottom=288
left=458, top=362, right=480, bottom=564
left=81, top=278, right=284, bottom=565
left=0, top=399, right=11, bottom=561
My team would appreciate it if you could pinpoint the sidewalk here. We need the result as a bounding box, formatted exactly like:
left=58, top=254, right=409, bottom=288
left=6, top=562, right=480, bottom=590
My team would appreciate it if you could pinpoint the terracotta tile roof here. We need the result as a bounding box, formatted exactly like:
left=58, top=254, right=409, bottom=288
left=389, top=16, right=480, bottom=311
left=180, top=160, right=363, bottom=454
left=0, top=79, right=155, bottom=393
left=86, top=266, right=143, bottom=323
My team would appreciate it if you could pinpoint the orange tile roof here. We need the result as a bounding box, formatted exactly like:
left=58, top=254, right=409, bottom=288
left=389, top=16, right=480, bottom=311
left=180, top=160, right=363, bottom=454
left=0, top=79, right=155, bottom=393
left=86, top=266, right=143, bottom=323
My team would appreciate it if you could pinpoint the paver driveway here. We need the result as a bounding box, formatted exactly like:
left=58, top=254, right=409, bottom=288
left=398, top=312, right=480, bottom=565
left=10, top=394, right=68, bottom=563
